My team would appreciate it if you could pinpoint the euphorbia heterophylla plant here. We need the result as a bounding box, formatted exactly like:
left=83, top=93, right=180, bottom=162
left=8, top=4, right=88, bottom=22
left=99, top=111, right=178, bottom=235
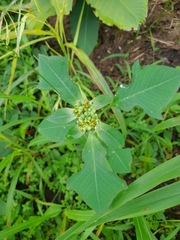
left=37, top=53, right=180, bottom=214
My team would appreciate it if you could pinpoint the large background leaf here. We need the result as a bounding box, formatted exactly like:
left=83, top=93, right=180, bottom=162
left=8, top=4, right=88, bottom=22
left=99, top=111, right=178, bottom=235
left=70, top=0, right=99, bottom=55
left=115, top=61, right=180, bottom=119
left=68, top=134, right=126, bottom=213
left=86, top=0, right=148, bottom=30
left=38, top=55, right=82, bottom=105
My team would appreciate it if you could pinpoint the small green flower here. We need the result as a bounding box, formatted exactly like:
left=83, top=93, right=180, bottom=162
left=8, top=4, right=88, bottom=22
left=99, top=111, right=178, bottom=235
left=74, top=100, right=99, bottom=132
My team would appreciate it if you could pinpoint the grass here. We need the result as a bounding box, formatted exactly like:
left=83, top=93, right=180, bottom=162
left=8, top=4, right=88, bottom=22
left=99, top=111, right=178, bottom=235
left=0, top=1, right=180, bottom=239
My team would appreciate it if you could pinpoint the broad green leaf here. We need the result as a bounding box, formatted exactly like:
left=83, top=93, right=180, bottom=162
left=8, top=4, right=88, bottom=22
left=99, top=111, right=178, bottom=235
left=86, top=0, right=148, bottom=30
left=46, top=108, right=76, bottom=124
left=38, top=55, right=82, bottom=105
left=51, top=0, right=73, bottom=15
left=96, top=122, right=124, bottom=148
left=107, top=148, right=132, bottom=174
left=27, top=0, right=56, bottom=30
left=115, top=61, right=180, bottom=119
left=133, top=217, right=157, bottom=240
left=151, top=116, right=180, bottom=132
left=38, top=118, right=76, bottom=143
left=70, top=0, right=99, bottom=55
left=0, top=205, right=61, bottom=239
left=68, top=134, right=126, bottom=213
left=90, top=95, right=112, bottom=110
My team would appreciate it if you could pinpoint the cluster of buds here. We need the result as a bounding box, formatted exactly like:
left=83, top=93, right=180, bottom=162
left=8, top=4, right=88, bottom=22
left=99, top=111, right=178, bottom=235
left=74, top=100, right=99, bottom=131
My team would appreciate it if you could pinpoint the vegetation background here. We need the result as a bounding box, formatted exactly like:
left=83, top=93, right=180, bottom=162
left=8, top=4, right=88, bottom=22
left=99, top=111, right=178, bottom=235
left=0, top=0, right=180, bottom=239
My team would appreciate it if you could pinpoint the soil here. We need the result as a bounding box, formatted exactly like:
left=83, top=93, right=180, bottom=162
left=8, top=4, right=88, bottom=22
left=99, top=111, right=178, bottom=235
left=48, top=0, right=180, bottom=238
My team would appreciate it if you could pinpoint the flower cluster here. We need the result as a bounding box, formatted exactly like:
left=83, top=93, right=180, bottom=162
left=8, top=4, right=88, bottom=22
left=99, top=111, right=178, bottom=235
left=74, top=100, right=99, bottom=131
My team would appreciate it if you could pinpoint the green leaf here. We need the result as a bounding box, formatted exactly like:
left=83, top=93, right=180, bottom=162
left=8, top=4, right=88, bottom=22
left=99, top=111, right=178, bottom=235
left=6, top=163, right=24, bottom=223
left=115, top=61, right=180, bottom=119
left=107, top=148, right=132, bottom=174
left=0, top=200, right=6, bottom=216
left=151, top=116, right=180, bottom=132
left=51, top=0, right=73, bottom=15
left=64, top=209, right=94, bottom=221
left=28, top=135, right=50, bottom=147
left=86, top=0, right=148, bottom=30
left=53, top=155, right=180, bottom=239
left=0, top=141, right=12, bottom=158
left=0, top=154, right=13, bottom=173
left=68, top=134, right=126, bottom=213
left=46, top=108, right=76, bottom=124
left=111, top=155, right=180, bottom=210
left=96, top=122, right=124, bottom=148
left=133, top=216, right=157, bottom=240
left=97, top=181, right=180, bottom=223
left=38, top=118, right=76, bottom=143
left=0, top=117, right=42, bottom=133
left=70, top=0, right=99, bottom=55
left=90, top=95, right=112, bottom=110
left=38, top=55, right=82, bottom=105
left=27, top=0, right=56, bottom=30
left=55, top=222, right=84, bottom=240
left=164, top=225, right=180, bottom=240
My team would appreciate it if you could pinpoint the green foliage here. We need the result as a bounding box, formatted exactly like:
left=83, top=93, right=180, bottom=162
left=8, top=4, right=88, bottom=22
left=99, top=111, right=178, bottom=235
left=133, top=216, right=157, bottom=240
left=115, top=61, right=180, bottom=119
left=56, top=154, right=180, bottom=239
left=86, top=0, right=148, bottom=30
left=37, top=54, right=131, bottom=213
left=68, top=133, right=126, bottom=213
left=70, top=0, right=99, bottom=55
left=38, top=55, right=83, bottom=105
left=1, top=0, right=180, bottom=239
